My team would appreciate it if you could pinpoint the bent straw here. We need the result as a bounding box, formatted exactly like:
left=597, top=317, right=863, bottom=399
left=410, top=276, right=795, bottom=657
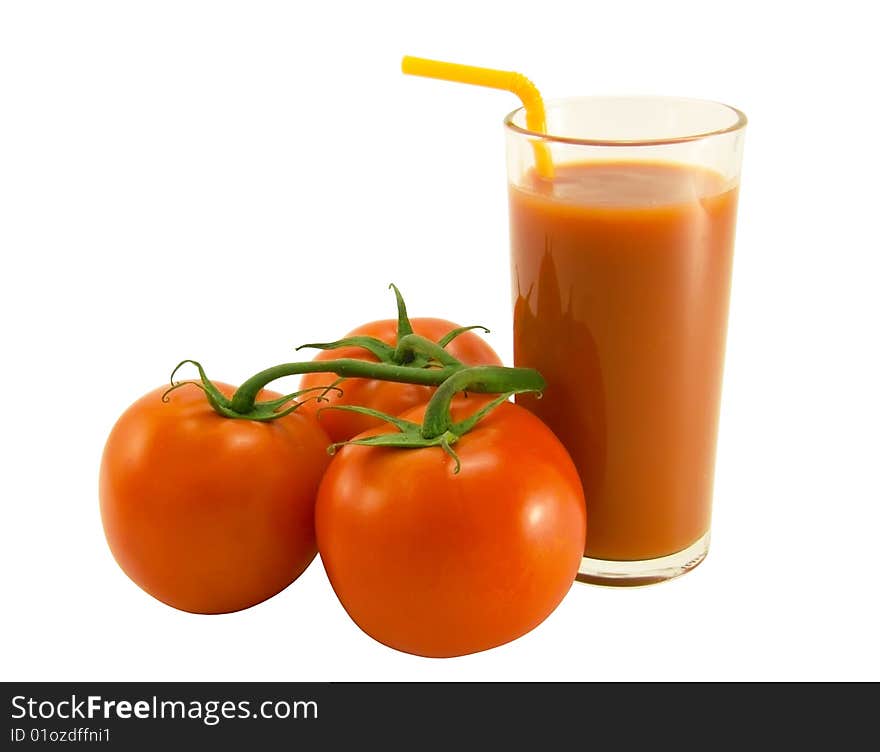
left=401, top=56, right=554, bottom=178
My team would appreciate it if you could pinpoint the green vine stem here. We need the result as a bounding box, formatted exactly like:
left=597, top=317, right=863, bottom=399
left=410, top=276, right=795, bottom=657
left=324, top=365, right=545, bottom=473
left=168, top=359, right=543, bottom=422
left=165, top=285, right=536, bottom=423
left=228, top=358, right=467, bottom=415
left=420, top=367, right=529, bottom=438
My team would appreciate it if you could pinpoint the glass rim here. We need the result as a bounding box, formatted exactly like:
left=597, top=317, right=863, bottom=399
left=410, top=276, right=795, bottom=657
left=503, top=95, right=747, bottom=147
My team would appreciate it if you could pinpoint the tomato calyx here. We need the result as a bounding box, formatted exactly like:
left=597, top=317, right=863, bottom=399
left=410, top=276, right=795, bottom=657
left=163, top=360, right=343, bottom=421
left=296, top=284, right=490, bottom=370
left=325, top=366, right=545, bottom=473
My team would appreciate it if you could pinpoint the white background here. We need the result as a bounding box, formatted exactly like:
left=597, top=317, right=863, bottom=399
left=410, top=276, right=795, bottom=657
left=2, top=0, right=878, bottom=681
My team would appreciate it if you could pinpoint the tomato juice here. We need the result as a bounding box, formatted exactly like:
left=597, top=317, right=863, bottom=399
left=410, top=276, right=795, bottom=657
left=510, top=160, right=738, bottom=562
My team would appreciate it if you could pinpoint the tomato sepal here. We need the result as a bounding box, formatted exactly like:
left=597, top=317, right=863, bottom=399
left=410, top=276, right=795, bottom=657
left=297, top=286, right=488, bottom=371
left=164, top=359, right=341, bottom=422
left=296, top=335, right=396, bottom=362
left=436, top=324, right=491, bottom=348
left=323, top=364, right=545, bottom=474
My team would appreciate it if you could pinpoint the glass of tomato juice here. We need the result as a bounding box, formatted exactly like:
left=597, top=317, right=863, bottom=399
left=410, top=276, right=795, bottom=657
left=506, top=97, right=746, bottom=585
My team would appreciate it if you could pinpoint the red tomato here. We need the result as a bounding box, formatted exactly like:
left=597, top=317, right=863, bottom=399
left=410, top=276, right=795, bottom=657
left=100, top=383, right=330, bottom=614
left=298, top=318, right=501, bottom=442
left=315, top=398, right=586, bottom=658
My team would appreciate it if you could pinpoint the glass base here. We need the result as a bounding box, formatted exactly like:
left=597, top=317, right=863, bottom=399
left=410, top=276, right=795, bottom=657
left=576, top=532, right=710, bottom=587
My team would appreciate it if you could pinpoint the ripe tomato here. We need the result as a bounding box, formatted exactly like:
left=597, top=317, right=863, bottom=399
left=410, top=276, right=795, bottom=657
left=100, top=382, right=330, bottom=614
left=315, top=398, right=586, bottom=658
left=298, top=318, right=501, bottom=442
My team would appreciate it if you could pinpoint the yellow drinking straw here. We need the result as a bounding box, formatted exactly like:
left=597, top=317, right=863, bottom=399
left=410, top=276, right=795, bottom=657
left=401, top=56, right=554, bottom=178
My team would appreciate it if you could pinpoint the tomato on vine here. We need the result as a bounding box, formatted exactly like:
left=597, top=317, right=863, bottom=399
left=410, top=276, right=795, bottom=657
left=98, top=285, right=581, bottom=651
left=315, top=369, right=586, bottom=658
left=298, top=285, right=501, bottom=441
left=100, top=378, right=331, bottom=614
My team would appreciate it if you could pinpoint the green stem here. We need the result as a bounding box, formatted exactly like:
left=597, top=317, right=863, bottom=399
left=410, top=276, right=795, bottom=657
left=320, top=365, right=546, bottom=473
left=172, top=285, right=539, bottom=424
left=226, top=359, right=543, bottom=417
left=227, top=359, right=460, bottom=414
left=421, top=366, right=545, bottom=439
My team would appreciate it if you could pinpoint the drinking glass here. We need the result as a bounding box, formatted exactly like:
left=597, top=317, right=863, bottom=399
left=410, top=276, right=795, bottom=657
left=506, top=97, right=746, bottom=585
